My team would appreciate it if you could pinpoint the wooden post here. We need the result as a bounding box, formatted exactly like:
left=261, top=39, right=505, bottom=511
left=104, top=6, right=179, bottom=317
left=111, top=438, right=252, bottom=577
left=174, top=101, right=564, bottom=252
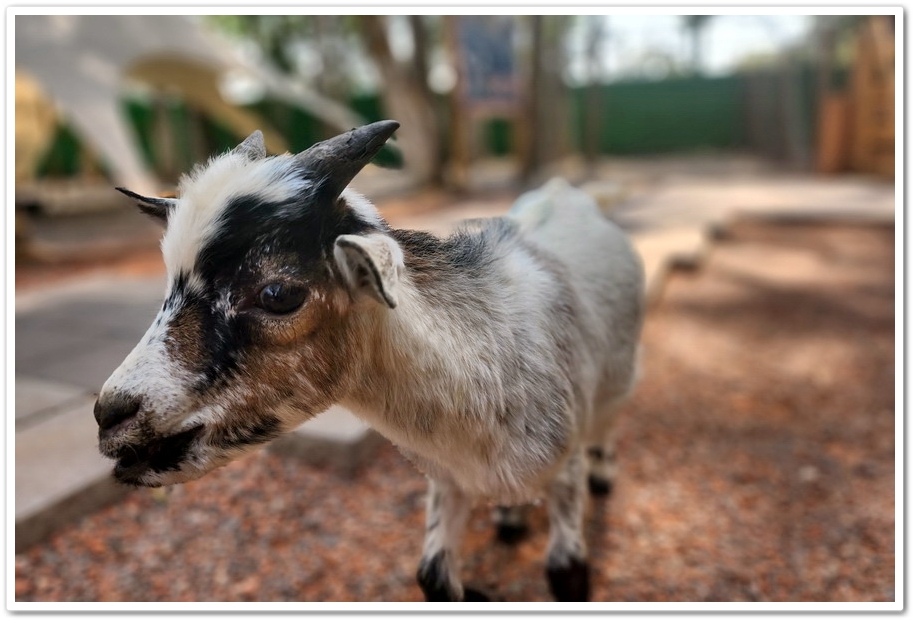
left=850, top=16, right=894, bottom=178
left=445, top=16, right=471, bottom=192
left=519, top=15, right=543, bottom=183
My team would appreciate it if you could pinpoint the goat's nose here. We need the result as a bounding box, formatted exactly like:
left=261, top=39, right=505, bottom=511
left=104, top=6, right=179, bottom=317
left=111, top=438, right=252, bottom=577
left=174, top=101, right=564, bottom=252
left=94, top=393, right=142, bottom=432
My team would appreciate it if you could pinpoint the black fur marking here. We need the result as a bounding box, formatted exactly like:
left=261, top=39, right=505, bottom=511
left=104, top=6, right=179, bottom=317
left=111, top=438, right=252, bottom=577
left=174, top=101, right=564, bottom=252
left=196, top=192, right=375, bottom=288
left=462, top=587, right=491, bottom=601
left=164, top=285, right=244, bottom=394
left=390, top=219, right=518, bottom=281
left=212, top=414, right=283, bottom=450
left=166, top=191, right=377, bottom=394
left=495, top=522, right=529, bottom=545
left=113, top=424, right=205, bottom=486
left=162, top=272, right=190, bottom=311
left=588, top=474, right=613, bottom=497
left=546, top=557, right=591, bottom=602
left=587, top=446, right=604, bottom=460
left=494, top=505, right=529, bottom=545
left=416, top=551, right=461, bottom=601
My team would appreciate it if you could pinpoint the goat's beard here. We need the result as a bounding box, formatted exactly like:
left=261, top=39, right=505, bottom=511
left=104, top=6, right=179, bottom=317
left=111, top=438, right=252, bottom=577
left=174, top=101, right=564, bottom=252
left=108, top=424, right=212, bottom=487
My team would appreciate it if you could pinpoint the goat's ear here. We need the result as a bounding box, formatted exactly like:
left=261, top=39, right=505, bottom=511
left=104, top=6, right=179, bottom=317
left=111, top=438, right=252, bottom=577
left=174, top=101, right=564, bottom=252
left=115, top=187, right=177, bottom=224
left=333, top=233, right=404, bottom=309
left=231, top=130, right=267, bottom=161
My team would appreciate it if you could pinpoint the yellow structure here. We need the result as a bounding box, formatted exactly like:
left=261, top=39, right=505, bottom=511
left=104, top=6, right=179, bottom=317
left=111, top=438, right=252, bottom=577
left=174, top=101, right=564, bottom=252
left=14, top=73, right=57, bottom=183
left=15, top=15, right=365, bottom=196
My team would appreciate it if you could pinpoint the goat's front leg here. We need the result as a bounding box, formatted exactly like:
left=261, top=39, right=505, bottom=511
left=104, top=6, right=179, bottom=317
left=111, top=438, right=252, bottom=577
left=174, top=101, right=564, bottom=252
left=545, top=449, right=591, bottom=601
left=416, top=478, right=486, bottom=601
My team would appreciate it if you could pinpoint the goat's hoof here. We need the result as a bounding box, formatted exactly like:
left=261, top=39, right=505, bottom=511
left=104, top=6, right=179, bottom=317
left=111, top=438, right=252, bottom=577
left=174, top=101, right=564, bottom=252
left=587, top=474, right=613, bottom=497
left=495, top=522, right=529, bottom=545
left=547, top=557, right=591, bottom=601
left=417, top=552, right=462, bottom=601
left=462, top=587, right=492, bottom=601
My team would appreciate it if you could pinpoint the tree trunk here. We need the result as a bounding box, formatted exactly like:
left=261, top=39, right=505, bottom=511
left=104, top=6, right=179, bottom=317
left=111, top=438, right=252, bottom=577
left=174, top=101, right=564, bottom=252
left=360, top=15, right=443, bottom=187
left=314, top=16, right=350, bottom=139
left=520, top=16, right=544, bottom=182
left=520, top=16, right=571, bottom=183
left=583, top=16, right=605, bottom=168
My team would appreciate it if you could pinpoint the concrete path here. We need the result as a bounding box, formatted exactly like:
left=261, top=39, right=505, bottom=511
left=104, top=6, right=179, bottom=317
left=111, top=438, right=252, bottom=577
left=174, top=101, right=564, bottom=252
left=13, top=165, right=895, bottom=552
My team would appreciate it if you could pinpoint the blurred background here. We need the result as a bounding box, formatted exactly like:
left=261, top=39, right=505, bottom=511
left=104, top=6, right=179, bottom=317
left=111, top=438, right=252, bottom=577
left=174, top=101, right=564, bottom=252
left=15, top=15, right=894, bottom=208
left=14, top=13, right=896, bottom=603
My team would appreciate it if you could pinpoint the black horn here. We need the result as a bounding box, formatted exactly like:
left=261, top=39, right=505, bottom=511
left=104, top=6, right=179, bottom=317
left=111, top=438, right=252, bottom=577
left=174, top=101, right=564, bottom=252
left=296, top=120, right=400, bottom=199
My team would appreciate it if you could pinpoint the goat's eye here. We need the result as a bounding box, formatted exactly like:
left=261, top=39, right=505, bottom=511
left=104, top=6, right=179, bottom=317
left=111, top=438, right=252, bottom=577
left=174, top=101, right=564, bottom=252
left=257, top=283, right=307, bottom=315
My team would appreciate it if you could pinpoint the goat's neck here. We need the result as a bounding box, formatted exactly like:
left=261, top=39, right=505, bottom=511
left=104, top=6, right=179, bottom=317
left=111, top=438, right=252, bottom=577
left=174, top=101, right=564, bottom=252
left=341, top=263, right=502, bottom=435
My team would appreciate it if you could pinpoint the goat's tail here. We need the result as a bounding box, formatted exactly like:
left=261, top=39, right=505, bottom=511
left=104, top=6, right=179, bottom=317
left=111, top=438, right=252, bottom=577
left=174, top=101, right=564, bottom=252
left=507, top=178, right=571, bottom=231
left=508, top=178, right=603, bottom=234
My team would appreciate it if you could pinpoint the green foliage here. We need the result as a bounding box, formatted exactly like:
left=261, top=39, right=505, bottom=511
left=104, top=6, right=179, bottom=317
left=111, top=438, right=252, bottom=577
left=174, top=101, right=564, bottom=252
left=208, top=15, right=315, bottom=74
left=36, top=123, right=81, bottom=177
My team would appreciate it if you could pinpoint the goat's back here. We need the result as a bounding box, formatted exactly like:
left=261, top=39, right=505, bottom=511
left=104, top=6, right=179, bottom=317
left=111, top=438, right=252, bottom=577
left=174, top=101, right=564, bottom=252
left=510, top=178, right=645, bottom=417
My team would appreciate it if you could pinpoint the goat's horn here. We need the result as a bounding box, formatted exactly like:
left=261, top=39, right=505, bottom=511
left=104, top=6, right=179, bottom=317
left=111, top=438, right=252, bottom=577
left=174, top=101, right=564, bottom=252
left=231, top=129, right=267, bottom=161
left=296, top=120, right=400, bottom=199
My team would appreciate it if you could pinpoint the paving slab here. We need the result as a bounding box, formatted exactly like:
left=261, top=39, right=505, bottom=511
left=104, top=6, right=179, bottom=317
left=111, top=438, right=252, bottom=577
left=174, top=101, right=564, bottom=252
left=28, top=337, right=138, bottom=391
left=15, top=276, right=165, bottom=393
left=15, top=274, right=167, bottom=315
left=15, top=376, right=90, bottom=425
left=632, top=225, right=714, bottom=306
left=14, top=329, right=102, bottom=373
left=17, top=300, right=159, bottom=341
left=15, top=396, right=126, bottom=553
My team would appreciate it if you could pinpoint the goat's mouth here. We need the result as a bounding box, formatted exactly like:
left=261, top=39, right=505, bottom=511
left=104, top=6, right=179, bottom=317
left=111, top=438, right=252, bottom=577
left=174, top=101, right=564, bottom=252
left=110, top=424, right=206, bottom=487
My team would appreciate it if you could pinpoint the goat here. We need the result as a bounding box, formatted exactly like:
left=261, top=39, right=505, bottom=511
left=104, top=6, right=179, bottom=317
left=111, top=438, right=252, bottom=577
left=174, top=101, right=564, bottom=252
left=95, top=121, right=645, bottom=601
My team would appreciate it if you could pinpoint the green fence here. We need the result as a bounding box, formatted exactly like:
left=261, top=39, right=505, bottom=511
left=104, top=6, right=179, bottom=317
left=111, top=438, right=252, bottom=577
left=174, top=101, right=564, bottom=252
left=570, top=75, right=747, bottom=154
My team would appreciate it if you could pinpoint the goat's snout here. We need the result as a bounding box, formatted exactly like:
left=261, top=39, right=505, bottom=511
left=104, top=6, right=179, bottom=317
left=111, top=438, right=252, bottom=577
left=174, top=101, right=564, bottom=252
left=94, top=392, right=142, bottom=434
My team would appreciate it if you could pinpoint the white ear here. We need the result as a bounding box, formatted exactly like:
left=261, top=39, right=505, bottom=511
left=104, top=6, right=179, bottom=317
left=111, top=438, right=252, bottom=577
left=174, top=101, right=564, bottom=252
left=333, top=233, right=404, bottom=309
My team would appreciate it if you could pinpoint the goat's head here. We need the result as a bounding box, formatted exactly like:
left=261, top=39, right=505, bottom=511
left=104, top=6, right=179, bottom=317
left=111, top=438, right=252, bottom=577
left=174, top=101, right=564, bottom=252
left=95, top=121, right=403, bottom=487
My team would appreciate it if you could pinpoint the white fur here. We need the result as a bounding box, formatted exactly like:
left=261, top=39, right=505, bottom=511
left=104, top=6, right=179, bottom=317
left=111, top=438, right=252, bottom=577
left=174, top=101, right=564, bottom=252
left=99, top=301, right=198, bottom=432
left=341, top=188, right=384, bottom=227
left=337, top=179, right=644, bottom=600
left=344, top=180, right=644, bottom=503
left=99, top=157, right=643, bottom=599
left=162, top=153, right=309, bottom=277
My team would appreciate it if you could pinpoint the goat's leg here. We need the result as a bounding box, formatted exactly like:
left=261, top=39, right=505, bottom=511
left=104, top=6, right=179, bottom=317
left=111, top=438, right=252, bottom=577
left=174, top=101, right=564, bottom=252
left=416, top=478, right=486, bottom=601
left=545, top=450, right=591, bottom=601
left=493, top=504, right=530, bottom=544
left=587, top=440, right=618, bottom=496
left=586, top=406, right=620, bottom=497
left=589, top=359, right=639, bottom=496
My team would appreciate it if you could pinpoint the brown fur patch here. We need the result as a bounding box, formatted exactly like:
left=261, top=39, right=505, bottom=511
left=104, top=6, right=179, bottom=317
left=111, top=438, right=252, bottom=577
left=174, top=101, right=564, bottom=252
left=163, top=302, right=207, bottom=370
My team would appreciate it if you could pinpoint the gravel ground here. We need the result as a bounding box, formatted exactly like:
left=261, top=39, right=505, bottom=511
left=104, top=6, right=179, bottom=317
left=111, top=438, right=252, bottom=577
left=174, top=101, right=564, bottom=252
left=14, top=219, right=895, bottom=603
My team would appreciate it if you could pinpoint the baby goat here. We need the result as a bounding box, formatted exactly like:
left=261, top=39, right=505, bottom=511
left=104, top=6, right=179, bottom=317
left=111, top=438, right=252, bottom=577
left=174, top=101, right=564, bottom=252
left=95, top=121, right=644, bottom=601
